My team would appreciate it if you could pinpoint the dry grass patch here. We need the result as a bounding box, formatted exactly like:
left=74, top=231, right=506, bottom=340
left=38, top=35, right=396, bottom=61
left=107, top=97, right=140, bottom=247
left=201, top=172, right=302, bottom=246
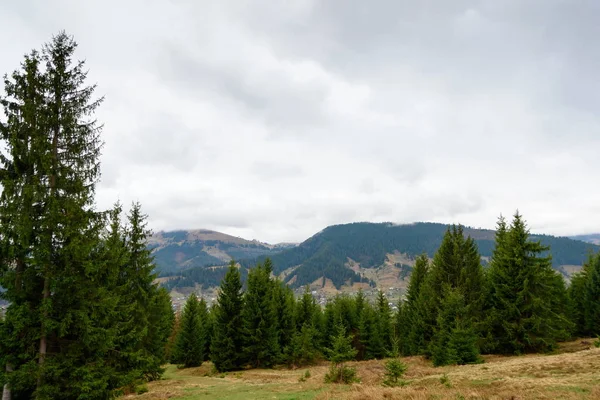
left=137, top=339, right=600, bottom=400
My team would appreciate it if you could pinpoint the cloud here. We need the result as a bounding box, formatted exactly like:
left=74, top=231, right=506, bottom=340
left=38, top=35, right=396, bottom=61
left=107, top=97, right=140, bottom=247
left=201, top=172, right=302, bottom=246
left=1, top=0, right=600, bottom=243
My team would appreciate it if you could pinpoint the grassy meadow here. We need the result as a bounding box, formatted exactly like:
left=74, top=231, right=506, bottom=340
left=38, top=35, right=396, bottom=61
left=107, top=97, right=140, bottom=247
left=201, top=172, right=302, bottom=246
left=127, top=339, right=600, bottom=400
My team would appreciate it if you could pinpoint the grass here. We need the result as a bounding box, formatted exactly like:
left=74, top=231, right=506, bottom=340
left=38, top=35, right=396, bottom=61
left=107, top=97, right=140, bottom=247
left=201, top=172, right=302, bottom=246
left=127, top=339, right=600, bottom=400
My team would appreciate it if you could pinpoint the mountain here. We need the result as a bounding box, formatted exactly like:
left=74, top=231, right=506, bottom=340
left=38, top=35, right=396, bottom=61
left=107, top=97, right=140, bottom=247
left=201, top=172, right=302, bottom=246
left=569, top=233, right=600, bottom=245
left=160, top=222, right=599, bottom=295
left=149, top=229, right=295, bottom=275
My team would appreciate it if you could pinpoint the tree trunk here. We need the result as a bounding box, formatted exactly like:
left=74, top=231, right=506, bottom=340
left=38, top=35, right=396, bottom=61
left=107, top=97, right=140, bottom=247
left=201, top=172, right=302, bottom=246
left=38, top=125, right=58, bottom=388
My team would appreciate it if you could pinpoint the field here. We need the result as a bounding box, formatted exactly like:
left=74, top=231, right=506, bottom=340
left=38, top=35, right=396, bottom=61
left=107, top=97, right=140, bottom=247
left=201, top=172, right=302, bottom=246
left=130, top=339, right=600, bottom=400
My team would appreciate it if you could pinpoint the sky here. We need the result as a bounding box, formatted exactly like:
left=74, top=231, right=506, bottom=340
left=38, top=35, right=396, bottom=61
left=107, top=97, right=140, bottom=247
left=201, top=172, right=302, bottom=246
left=1, top=0, right=600, bottom=243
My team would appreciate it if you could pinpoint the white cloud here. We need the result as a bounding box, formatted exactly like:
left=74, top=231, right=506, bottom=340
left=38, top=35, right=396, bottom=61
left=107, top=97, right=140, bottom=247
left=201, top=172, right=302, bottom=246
left=1, top=0, right=600, bottom=243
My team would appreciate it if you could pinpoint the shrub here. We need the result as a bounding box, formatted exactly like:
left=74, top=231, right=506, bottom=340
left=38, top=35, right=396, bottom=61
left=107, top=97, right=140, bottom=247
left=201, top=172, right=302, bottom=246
left=136, top=384, right=149, bottom=395
left=440, top=374, right=452, bottom=388
left=382, top=358, right=408, bottom=387
left=324, top=364, right=359, bottom=384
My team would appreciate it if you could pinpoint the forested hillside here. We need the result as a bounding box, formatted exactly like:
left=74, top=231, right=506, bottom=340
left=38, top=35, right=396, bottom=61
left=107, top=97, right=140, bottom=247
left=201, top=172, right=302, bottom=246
left=163, top=222, right=598, bottom=290
left=169, top=215, right=600, bottom=382
left=150, top=229, right=294, bottom=275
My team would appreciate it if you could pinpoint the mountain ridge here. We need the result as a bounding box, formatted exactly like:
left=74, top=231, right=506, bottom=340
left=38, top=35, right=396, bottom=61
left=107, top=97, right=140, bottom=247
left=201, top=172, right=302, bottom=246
left=158, top=222, right=599, bottom=294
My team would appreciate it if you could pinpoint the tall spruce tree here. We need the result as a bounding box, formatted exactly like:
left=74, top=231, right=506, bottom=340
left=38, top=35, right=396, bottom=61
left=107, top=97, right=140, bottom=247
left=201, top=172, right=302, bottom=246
left=211, top=261, right=244, bottom=372
left=414, top=226, right=484, bottom=356
left=376, top=290, right=392, bottom=355
left=398, top=254, right=429, bottom=355
left=568, top=252, right=600, bottom=337
left=0, top=32, right=124, bottom=399
left=429, top=286, right=481, bottom=366
left=273, top=282, right=295, bottom=362
left=241, top=260, right=280, bottom=368
left=487, top=212, right=571, bottom=354
left=173, top=295, right=205, bottom=368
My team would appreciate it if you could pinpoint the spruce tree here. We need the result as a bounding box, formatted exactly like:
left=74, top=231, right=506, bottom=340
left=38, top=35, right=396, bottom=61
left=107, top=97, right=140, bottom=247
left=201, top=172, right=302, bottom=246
left=0, top=32, right=122, bottom=399
left=399, top=254, right=429, bottom=355
left=273, top=281, right=295, bottom=362
left=210, top=261, right=244, bottom=372
left=414, top=225, right=485, bottom=357
left=287, top=324, right=320, bottom=367
left=487, top=212, right=571, bottom=354
left=429, top=286, right=481, bottom=366
left=241, top=260, right=280, bottom=368
left=578, top=253, right=600, bottom=336
left=358, top=304, right=384, bottom=360
left=324, top=323, right=359, bottom=383
left=173, top=295, right=205, bottom=368
left=376, top=290, right=392, bottom=354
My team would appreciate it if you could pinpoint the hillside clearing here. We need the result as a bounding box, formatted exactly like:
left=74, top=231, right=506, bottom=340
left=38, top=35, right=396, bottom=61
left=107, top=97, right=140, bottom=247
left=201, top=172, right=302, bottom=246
left=131, top=339, right=600, bottom=400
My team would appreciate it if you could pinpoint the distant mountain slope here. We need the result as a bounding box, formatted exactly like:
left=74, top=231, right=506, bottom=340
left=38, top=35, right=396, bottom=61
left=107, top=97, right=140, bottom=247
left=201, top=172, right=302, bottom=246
left=160, top=223, right=599, bottom=292
left=249, top=222, right=598, bottom=289
left=149, top=229, right=295, bottom=275
left=569, top=233, right=600, bottom=245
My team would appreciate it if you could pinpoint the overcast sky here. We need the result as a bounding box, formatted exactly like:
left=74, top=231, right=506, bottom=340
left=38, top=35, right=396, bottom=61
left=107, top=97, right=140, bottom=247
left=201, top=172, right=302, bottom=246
left=2, top=1, right=600, bottom=243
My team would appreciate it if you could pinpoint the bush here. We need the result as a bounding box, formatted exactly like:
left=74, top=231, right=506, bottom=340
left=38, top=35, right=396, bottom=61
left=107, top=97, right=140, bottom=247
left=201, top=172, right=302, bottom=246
left=595, top=336, right=600, bottom=348
left=382, top=358, right=408, bottom=387
left=298, top=370, right=311, bottom=382
left=440, top=374, right=452, bottom=388
left=136, top=384, right=149, bottom=395
left=324, top=364, right=360, bottom=384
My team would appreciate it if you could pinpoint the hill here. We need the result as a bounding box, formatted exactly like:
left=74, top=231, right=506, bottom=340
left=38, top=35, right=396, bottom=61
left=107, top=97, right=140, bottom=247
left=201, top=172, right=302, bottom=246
left=570, top=233, right=600, bottom=245
left=160, top=222, right=599, bottom=294
left=149, top=229, right=294, bottom=275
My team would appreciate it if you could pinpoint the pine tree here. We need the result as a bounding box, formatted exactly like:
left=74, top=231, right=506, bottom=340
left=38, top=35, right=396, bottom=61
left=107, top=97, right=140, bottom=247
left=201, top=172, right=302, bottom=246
left=211, top=261, right=244, bottom=372
left=273, top=281, right=295, bottom=362
left=414, top=226, right=485, bottom=357
left=582, top=253, right=600, bottom=336
left=358, top=303, right=384, bottom=360
left=324, top=323, right=359, bottom=383
left=0, top=32, right=123, bottom=399
left=376, top=290, right=392, bottom=354
left=399, top=254, right=429, bottom=355
left=143, top=287, right=175, bottom=378
left=287, top=324, right=320, bottom=367
left=429, top=286, right=481, bottom=366
left=165, top=312, right=182, bottom=363
left=241, top=260, right=280, bottom=368
left=487, top=212, right=571, bottom=354
left=173, top=295, right=205, bottom=368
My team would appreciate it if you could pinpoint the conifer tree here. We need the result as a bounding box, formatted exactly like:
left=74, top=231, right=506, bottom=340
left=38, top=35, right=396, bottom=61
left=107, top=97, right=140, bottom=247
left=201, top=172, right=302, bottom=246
left=376, top=290, right=392, bottom=354
left=287, top=324, right=320, bottom=367
left=568, top=252, right=600, bottom=337
left=487, top=212, right=571, bottom=354
left=165, top=312, right=182, bottom=363
left=0, top=32, right=123, bottom=399
left=429, top=286, right=481, bottom=366
left=324, top=323, right=359, bottom=383
left=358, top=303, right=384, bottom=360
left=414, top=225, right=485, bottom=357
left=399, top=254, right=429, bottom=355
left=273, top=281, right=295, bottom=362
left=241, top=260, right=280, bottom=368
left=211, top=261, right=244, bottom=372
left=173, top=295, right=205, bottom=368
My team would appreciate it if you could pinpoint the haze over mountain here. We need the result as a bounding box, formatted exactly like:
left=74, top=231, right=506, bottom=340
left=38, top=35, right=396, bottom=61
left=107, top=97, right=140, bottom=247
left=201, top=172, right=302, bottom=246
left=159, top=222, right=598, bottom=294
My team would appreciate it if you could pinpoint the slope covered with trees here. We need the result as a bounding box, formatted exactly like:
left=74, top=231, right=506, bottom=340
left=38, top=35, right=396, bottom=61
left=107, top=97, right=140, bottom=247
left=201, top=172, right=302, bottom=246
left=164, top=222, right=598, bottom=290
left=172, top=212, right=592, bottom=377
